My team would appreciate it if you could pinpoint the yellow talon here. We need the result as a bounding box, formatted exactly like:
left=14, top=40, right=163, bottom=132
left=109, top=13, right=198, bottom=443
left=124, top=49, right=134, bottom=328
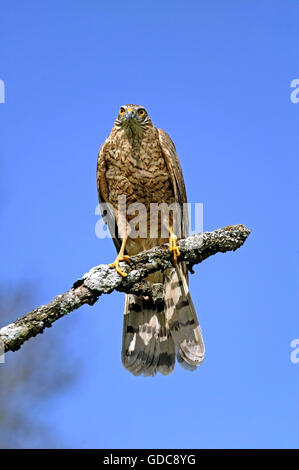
left=109, top=237, right=131, bottom=277
left=109, top=254, right=131, bottom=277
left=169, top=229, right=180, bottom=266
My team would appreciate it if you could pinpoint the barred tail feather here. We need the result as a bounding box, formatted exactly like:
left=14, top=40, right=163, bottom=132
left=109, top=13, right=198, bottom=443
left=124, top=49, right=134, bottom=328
left=122, top=265, right=204, bottom=376
left=122, top=294, right=175, bottom=376
left=165, top=265, right=205, bottom=369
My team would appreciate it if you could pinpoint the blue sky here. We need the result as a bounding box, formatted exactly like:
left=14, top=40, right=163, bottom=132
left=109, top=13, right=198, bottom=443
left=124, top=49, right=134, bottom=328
left=0, top=0, right=298, bottom=448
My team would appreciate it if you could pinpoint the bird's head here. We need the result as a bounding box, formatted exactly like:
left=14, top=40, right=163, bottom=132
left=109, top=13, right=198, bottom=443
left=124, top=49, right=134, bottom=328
left=114, top=104, right=152, bottom=131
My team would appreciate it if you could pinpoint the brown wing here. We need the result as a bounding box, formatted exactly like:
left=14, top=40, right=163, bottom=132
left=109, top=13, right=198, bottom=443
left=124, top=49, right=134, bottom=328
left=158, top=130, right=203, bottom=364
left=157, top=128, right=189, bottom=238
left=96, top=141, right=122, bottom=252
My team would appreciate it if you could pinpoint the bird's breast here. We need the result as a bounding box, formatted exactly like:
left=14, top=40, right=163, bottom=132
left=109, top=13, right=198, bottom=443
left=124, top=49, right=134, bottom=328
left=106, top=135, right=174, bottom=208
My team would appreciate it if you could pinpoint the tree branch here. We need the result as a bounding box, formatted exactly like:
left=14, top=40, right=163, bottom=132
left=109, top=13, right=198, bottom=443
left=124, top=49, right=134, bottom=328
left=0, top=224, right=250, bottom=353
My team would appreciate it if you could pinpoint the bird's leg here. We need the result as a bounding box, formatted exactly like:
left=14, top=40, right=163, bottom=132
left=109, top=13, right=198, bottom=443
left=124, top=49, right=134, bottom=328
left=169, top=226, right=180, bottom=266
left=109, top=237, right=131, bottom=277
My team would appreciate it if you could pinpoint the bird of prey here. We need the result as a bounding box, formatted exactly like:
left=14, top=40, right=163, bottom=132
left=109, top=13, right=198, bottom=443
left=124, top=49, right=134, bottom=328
left=97, top=104, right=204, bottom=376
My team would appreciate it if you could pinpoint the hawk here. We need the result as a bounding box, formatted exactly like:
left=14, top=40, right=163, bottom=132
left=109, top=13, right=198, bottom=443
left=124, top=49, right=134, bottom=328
left=97, top=104, right=204, bottom=376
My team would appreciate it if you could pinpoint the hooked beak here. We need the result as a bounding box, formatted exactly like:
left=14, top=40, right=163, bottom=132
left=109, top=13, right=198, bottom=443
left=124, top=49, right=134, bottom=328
left=126, top=111, right=133, bottom=121
left=125, top=107, right=134, bottom=121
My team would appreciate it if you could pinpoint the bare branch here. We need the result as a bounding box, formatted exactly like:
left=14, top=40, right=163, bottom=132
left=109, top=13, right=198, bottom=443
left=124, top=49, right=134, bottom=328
left=0, top=225, right=250, bottom=353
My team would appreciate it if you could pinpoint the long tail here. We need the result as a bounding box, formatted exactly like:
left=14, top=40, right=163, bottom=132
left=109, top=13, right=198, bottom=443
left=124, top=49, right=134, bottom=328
left=165, top=265, right=205, bottom=370
left=122, top=294, right=175, bottom=376
left=121, top=265, right=205, bottom=376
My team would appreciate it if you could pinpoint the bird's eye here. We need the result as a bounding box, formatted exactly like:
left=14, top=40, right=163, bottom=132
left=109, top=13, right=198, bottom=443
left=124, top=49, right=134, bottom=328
left=119, top=107, right=125, bottom=115
left=138, top=109, right=145, bottom=116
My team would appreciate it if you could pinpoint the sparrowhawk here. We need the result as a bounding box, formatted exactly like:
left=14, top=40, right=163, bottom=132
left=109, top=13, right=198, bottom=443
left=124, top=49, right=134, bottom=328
left=97, top=104, right=204, bottom=376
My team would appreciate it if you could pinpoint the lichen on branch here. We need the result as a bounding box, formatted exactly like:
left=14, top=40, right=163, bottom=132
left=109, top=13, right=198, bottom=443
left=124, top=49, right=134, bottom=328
left=0, top=225, right=250, bottom=354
